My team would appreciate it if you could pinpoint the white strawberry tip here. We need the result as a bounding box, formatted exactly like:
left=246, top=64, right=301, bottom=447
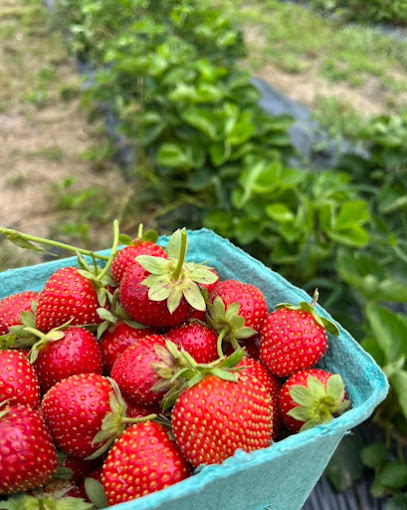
left=288, top=374, right=351, bottom=431
left=136, top=228, right=218, bottom=314
left=274, top=288, right=340, bottom=336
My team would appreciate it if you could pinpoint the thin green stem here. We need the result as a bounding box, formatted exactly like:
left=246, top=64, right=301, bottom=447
left=217, top=326, right=229, bottom=358
left=96, top=219, right=120, bottom=281
left=0, top=227, right=110, bottom=261
left=311, top=288, right=319, bottom=308
left=122, top=413, right=156, bottom=424
left=137, top=223, right=143, bottom=239
left=172, top=229, right=187, bottom=281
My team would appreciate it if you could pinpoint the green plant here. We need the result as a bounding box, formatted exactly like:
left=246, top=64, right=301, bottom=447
left=309, top=0, right=407, bottom=26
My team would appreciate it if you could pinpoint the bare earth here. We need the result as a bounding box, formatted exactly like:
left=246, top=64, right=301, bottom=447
left=0, top=0, right=126, bottom=268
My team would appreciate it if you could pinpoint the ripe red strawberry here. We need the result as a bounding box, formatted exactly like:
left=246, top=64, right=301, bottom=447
left=237, top=357, right=282, bottom=439
left=99, top=321, right=156, bottom=373
left=209, top=279, right=268, bottom=332
left=61, top=454, right=101, bottom=483
left=111, top=241, right=167, bottom=285
left=0, top=291, right=38, bottom=335
left=260, top=292, right=339, bottom=377
left=41, top=373, right=119, bottom=458
left=35, top=267, right=102, bottom=332
left=119, top=262, right=192, bottom=328
left=33, top=327, right=103, bottom=393
left=172, top=373, right=272, bottom=467
left=110, top=334, right=168, bottom=406
left=279, top=368, right=350, bottom=432
left=0, top=350, right=40, bottom=408
left=166, top=321, right=218, bottom=363
left=119, top=229, right=218, bottom=328
left=102, top=421, right=190, bottom=505
left=240, top=334, right=261, bottom=359
left=0, top=404, right=57, bottom=494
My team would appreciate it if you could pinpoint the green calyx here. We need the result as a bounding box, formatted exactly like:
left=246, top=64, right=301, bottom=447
left=136, top=228, right=218, bottom=314
left=87, top=377, right=156, bottom=460
left=96, top=288, right=146, bottom=339
left=0, top=301, right=38, bottom=351
left=275, top=288, right=340, bottom=336
left=0, top=492, right=94, bottom=510
left=118, top=223, right=159, bottom=246
left=152, top=340, right=245, bottom=411
left=206, top=296, right=257, bottom=357
left=288, top=374, right=351, bottom=432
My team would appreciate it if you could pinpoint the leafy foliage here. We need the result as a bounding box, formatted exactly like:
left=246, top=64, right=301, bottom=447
left=53, top=0, right=407, bottom=500
left=309, top=0, right=407, bottom=26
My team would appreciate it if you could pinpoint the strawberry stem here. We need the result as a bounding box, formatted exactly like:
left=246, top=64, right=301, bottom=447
left=311, top=288, right=319, bottom=308
left=121, top=413, right=156, bottom=424
left=137, top=223, right=143, bottom=239
left=171, top=229, right=187, bottom=281
left=217, top=326, right=229, bottom=358
left=96, top=219, right=120, bottom=282
left=0, top=227, right=110, bottom=261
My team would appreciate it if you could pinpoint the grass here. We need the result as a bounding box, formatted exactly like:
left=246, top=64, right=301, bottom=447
left=214, top=0, right=407, bottom=120
left=0, top=0, right=67, bottom=111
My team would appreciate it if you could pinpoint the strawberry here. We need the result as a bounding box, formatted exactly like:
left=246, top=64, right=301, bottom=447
left=209, top=279, right=268, bottom=331
left=60, top=454, right=101, bottom=484
left=0, top=291, right=38, bottom=335
left=0, top=404, right=57, bottom=494
left=99, top=321, right=156, bottom=373
left=41, top=373, right=127, bottom=458
left=0, top=350, right=40, bottom=408
left=171, top=373, right=272, bottom=467
left=33, top=327, right=103, bottom=393
left=110, top=334, right=168, bottom=406
left=102, top=421, right=190, bottom=505
left=237, top=357, right=282, bottom=439
left=279, top=368, right=350, bottom=432
left=260, top=290, right=339, bottom=377
left=111, top=241, right=167, bottom=285
left=166, top=320, right=218, bottom=363
left=35, top=267, right=103, bottom=332
left=119, top=229, right=218, bottom=328
left=190, top=267, right=220, bottom=321
left=206, top=279, right=268, bottom=356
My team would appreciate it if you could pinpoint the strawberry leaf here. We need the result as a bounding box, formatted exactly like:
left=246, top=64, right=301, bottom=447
left=136, top=255, right=170, bottom=275
left=84, top=477, right=108, bottom=509
left=167, top=288, right=183, bottom=314
left=148, top=282, right=172, bottom=302
left=287, top=406, right=312, bottom=422
left=118, top=234, right=133, bottom=245
left=189, top=266, right=218, bottom=284
left=326, top=374, right=345, bottom=401
left=289, top=386, right=313, bottom=407
left=307, top=375, right=327, bottom=399
left=183, top=283, right=206, bottom=311
left=142, top=230, right=159, bottom=243
left=166, top=229, right=186, bottom=261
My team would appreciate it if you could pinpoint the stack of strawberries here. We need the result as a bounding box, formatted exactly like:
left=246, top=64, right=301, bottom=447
left=0, top=227, right=350, bottom=509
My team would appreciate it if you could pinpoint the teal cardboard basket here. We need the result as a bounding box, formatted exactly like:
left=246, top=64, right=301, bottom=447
left=0, top=228, right=388, bottom=510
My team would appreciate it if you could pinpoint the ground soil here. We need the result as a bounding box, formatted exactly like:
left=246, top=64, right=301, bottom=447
left=0, top=0, right=127, bottom=269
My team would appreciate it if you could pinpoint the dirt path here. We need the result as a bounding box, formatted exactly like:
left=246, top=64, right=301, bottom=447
left=0, top=0, right=127, bottom=269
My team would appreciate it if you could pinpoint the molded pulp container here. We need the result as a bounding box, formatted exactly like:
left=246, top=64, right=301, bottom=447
left=0, top=228, right=388, bottom=510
